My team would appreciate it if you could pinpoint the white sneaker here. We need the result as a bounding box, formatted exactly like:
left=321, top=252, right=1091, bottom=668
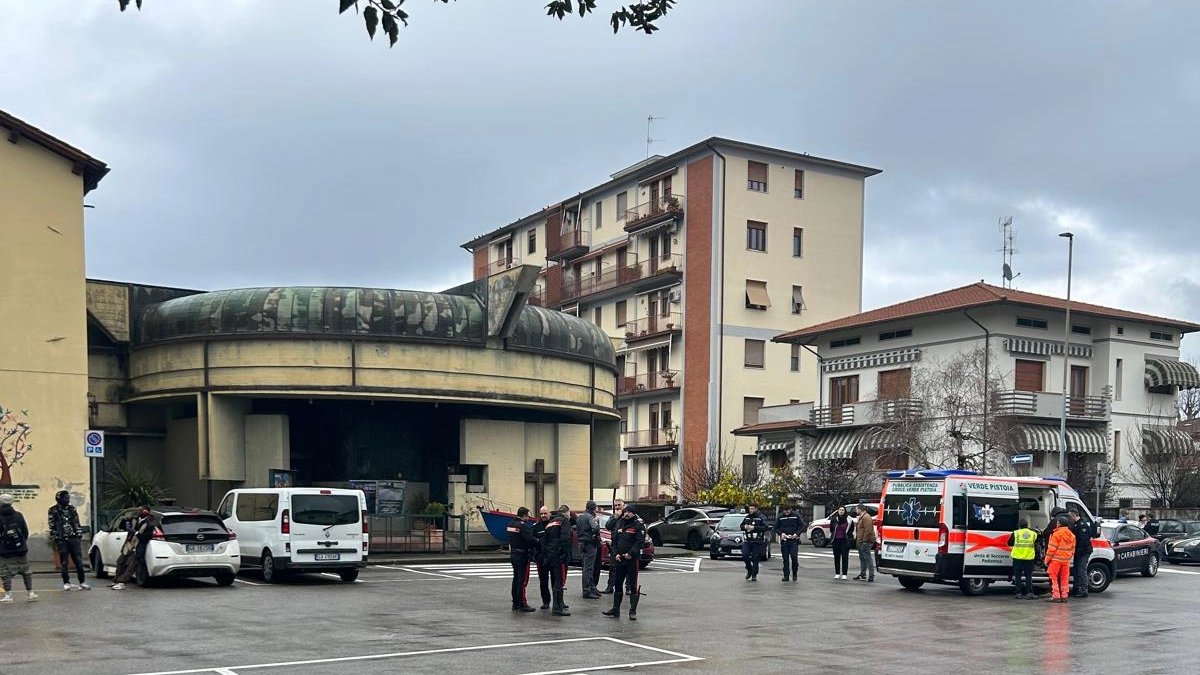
left=79, top=583, right=91, bottom=590
left=834, top=574, right=840, bottom=579
left=0, top=593, right=12, bottom=603
left=111, top=583, right=125, bottom=590
left=63, top=583, right=75, bottom=591
left=27, top=591, right=38, bottom=602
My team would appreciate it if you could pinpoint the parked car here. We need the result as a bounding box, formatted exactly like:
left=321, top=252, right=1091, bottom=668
left=808, top=503, right=878, bottom=547
left=709, top=512, right=774, bottom=560
left=646, top=506, right=730, bottom=550
left=1164, top=533, right=1200, bottom=565
left=1099, top=522, right=1161, bottom=578
left=90, top=508, right=240, bottom=587
left=569, top=510, right=655, bottom=569
left=1148, top=519, right=1200, bottom=543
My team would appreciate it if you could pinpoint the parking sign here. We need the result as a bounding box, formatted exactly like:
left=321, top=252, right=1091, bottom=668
left=84, top=429, right=105, bottom=458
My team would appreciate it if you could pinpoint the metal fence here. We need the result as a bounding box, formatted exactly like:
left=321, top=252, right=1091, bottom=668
left=368, top=514, right=467, bottom=554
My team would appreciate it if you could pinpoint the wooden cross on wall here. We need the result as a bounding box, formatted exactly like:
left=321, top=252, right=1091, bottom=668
left=525, top=458, right=557, bottom=509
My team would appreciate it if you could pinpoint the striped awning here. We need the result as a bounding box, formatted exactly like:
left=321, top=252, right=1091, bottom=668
left=1141, top=424, right=1196, bottom=455
left=808, top=429, right=865, bottom=460
left=626, top=449, right=674, bottom=459
left=860, top=427, right=907, bottom=452
left=823, top=348, right=921, bottom=374
left=757, top=440, right=794, bottom=453
left=616, top=336, right=672, bottom=353
left=1014, top=425, right=1108, bottom=455
left=1144, top=357, right=1200, bottom=389
left=1004, top=338, right=1093, bottom=359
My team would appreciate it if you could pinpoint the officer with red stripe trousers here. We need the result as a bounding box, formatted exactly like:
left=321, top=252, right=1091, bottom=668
left=603, top=504, right=645, bottom=620
left=543, top=505, right=573, bottom=616
left=507, top=507, right=537, bottom=612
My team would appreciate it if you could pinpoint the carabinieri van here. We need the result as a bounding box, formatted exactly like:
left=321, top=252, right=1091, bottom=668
left=875, top=469, right=1115, bottom=596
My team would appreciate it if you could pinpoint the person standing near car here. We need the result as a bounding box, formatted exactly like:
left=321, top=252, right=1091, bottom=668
left=603, top=504, right=645, bottom=620
left=507, top=507, right=537, bottom=612
left=853, top=504, right=876, bottom=582
left=829, top=506, right=852, bottom=580
left=48, top=490, right=89, bottom=591
left=1007, top=518, right=1038, bottom=600
left=543, top=505, right=572, bottom=616
left=601, top=499, right=625, bottom=594
left=1067, top=508, right=1093, bottom=598
left=576, top=501, right=601, bottom=599
left=111, top=508, right=155, bottom=590
left=775, top=504, right=803, bottom=582
left=0, top=494, right=37, bottom=603
left=740, top=503, right=768, bottom=582
left=532, top=506, right=553, bottom=609
left=1044, top=515, right=1076, bottom=603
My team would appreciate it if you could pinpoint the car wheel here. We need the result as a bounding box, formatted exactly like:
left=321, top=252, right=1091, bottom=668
left=214, top=572, right=236, bottom=586
left=649, top=530, right=663, bottom=547
left=898, top=575, right=925, bottom=591
left=1087, top=561, right=1112, bottom=593
left=261, top=550, right=280, bottom=583
left=1142, top=553, right=1160, bottom=577
left=686, top=531, right=703, bottom=551
left=709, top=544, right=720, bottom=560
left=338, top=568, right=360, bottom=582
left=90, top=549, right=109, bottom=579
left=958, top=578, right=990, bottom=596
left=810, top=530, right=827, bottom=547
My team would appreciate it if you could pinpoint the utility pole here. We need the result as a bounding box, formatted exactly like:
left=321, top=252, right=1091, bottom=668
left=1058, top=232, right=1075, bottom=477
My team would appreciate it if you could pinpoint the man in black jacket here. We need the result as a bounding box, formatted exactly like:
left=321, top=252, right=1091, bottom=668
left=49, top=490, right=90, bottom=591
left=603, top=505, right=645, bottom=620
left=531, top=506, right=553, bottom=609
left=543, top=505, right=572, bottom=616
left=600, top=499, right=624, bottom=594
left=740, top=504, right=769, bottom=581
left=576, top=501, right=601, bottom=599
left=507, top=507, right=537, bottom=612
left=775, top=504, right=805, bottom=582
left=1067, top=507, right=1094, bottom=598
left=0, top=494, right=36, bottom=603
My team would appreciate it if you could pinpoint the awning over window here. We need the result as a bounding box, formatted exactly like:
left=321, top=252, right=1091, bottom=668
left=807, top=428, right=865, bottom=460
left=627, top=449, right=674, bottom=459
left=822, top=348, right=921, bottom=374
left=616, top=336, right=672, bottom=353
left=757, top=440, right=794, bottom=453
left=1004, top=338, right=1093, bottom=359
left=860, top=427, right=907, bottom=452
left=1141, top=424, right=1195, bottom=455
left=1014, top=425, right=1108, bottom=454
left=746, top=280, right=771, bottom=308
left=1144, top=357, right=1200, bottom=390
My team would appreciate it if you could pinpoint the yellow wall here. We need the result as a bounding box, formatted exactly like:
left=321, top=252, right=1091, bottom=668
left=460, top=418, right=591, bottom=515
left=0, top=133, right=90, bottom=550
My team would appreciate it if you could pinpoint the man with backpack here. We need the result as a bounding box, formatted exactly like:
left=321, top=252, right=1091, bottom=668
left=0, top=494, right=37, bottom=603
left=49, top=490, right=90, bottom=591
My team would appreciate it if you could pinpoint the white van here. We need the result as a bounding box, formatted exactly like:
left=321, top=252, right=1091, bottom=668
left=216, top=488, right=368, bottom=583
left=875, top=469, right=1116, bottom=596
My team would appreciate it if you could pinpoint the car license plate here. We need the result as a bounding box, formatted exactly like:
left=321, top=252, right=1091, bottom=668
left=315, top=553, right=340, bottom=561
left=731, top=549, right=741, bottom=555
left=185, top=544, right=214, bottom=553
left=886, top=544, right=905, bottom=553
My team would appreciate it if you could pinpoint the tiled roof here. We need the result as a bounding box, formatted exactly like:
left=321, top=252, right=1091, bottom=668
left=0, top=110, right=109, bottom=193
left=730, top=419, right=812, bottom=436
left=774, top=282, right=1200, bottom=344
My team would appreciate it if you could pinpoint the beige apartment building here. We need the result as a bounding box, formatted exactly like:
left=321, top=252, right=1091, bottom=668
left=462, top=138, right=880, bottom=501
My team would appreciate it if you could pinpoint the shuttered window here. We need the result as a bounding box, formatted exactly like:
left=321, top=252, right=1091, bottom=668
left=743, top=397, right=765, bottom=426
left=878, top=368, right=912, bottom=400
left=791, top=285, right=805, bottom=314
left=744, top=339, right=765, bottom=368
left=794, top=169, right=805, bottom=198
left=616, top=300, right=627, bottom=327
left=745, top=280, right=771, bottom=309
left=616, top=192, right=627, bottom=220
left=747, top=161, right=768, bottom=192
left=1015, top=359, right=1045, bottom=392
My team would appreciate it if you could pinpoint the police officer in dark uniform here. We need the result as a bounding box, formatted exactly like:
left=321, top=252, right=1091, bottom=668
left=531, top=506, right=553, bottom=609
left=1067, top=507, right=1093, bottom=598
left=775, top=504, right=804, bottom=582
left=600, top=498, right=625, bottom=594
left=740, top=504, right=769, bottom=581
left=544, top=505, right=572, bottom=616
left=507, top=507, right=537, bottom=612
left=1036, top=506, right=1069, bottom=569
left=603, top=504, right=645, bottom=620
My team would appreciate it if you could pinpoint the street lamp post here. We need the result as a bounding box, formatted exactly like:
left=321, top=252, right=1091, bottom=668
left=1058, top=232, right=1074, bottom=477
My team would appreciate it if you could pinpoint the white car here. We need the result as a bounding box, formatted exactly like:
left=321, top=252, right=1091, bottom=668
left=808, top=503, right=878, bottom=547
left=89, top=508, right=240, bottom=586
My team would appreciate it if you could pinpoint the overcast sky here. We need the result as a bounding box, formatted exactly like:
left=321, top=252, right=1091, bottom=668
left=3, top=1, right=1198, bottom=356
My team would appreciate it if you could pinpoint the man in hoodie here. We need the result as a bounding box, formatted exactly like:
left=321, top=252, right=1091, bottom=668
left=0, top=494, right=37, bottom=603
left=49, top=490, right=90, bottom=591
left=576, top=500, right=601, bottom=599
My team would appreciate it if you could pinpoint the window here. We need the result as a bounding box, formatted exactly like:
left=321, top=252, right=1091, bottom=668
left=1014, top=359, right=1045, bottom=392
left=745, top=279, right=771, bottom=309
left=791, top=285, right=805, bottom=314
left=746, top=220, right=767, bottom=252
left=594, top=200, right=603, bottom=229
left=790, top=344, right=801, bottom=372
left=1114, top=358, right=1123, bottom=401
left=744, top=339, right=765, bottom=368
left=1113, top=430, right=1121, bottom=468
left=593, top=306, right=602, bottom=327
left=747, top=160, right=768, bottom=192
left=1072, top=325, right=1091, bottom=335
left=616, top=192, right=628, bottom=220
left=1116, top=326, right=1124, bottom=335
left=790, top=399, right=800, bottom=404
left=1016, top=317, right=1048, bottom=330
left=794, top=169, right=805, bottom=199
left=882, top=493, right=940, bottom=529
left=661, top=401, right=673, bottom=429
left=742, top=455, right=759, bottom=483
left=291, top=495, right=360, bottom=526
left=792, top=227, right=803, bottom=257
left=829, top=336, right=860, bottom=348
left=878, top=368, right=912, bottom=399
left=1150, top=331, right=1174, bottom=341
left=743, top=397, right=764, bottom=426
left=235, top=493, right=278, bottom=522
left=527, top=229, right=537, bottom=254
left=830, top=375, right=859, bottom=407
left=616, top=300, right=627, bottom=327
left=618, top=406, right=628, bottom=433
left=878, top=328, right=913, bottom=341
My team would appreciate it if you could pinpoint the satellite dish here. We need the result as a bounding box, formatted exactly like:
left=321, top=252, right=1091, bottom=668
left=1003, top=263, right=1013, bottom=280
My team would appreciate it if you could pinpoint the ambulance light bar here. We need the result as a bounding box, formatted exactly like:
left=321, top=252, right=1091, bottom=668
left=1039, top=476, right=1068, bottom=483
left=885, top=469, right=979, bottom=479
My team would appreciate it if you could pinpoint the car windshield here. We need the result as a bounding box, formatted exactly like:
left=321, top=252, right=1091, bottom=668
left=161, top=515, right=225, bottom=535
left=718, top=514, right=745, bottom=529
left=291, top=495, right=360, bottom=526
left=1101, top=524, right=1118, bottom=539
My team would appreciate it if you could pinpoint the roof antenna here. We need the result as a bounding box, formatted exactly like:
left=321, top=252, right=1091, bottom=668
left=998, top=216, right=1020, bottom=288
left=646, top=115, right=664, bottom=158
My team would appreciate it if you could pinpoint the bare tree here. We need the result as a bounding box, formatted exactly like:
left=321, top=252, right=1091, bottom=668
left=1121, top=411, right=1200, bottom=508
left=796, top=457, right=882, bottom=509
left=674, top=443, right=746, bottom=504
left=1178, top=361, right=1200, bottom=420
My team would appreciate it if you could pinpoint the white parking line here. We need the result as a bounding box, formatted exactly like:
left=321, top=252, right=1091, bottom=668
left=233, top=578, right=263, bottom=586
left=1158, top=567, right=1200, bottom=575
left=397, top=567, right=465, bottom=580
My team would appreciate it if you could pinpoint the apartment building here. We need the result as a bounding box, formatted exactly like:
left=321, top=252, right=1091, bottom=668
left=461, top=138, right=879, bottom=501
left=751, top=282, right=1200, bottom=508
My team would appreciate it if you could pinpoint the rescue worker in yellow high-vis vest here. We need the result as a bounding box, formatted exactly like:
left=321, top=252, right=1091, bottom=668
left=1007, top=518, right=1039, bottom=600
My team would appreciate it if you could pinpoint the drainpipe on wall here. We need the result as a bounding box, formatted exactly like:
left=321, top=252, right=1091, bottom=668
left=963, top=311, right=991, bottom=475
left=801, top=344, right=825, bottom=408
left=704, top=141, right=727, bottom=465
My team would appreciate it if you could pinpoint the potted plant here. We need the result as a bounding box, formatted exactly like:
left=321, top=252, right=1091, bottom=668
left=102, top=460, right=170, bottom=510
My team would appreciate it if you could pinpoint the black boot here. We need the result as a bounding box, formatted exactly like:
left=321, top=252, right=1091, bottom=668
left=551, top=587, right=570, bottom=616
left=602, top=590, right=622, bottom=618
left=628, top=590, right=639, bottom=621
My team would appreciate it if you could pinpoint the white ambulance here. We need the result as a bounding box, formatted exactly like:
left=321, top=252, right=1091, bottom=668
left=875, top=469, right=1115, bottom=596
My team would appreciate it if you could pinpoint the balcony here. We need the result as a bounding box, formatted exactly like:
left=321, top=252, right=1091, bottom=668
left=622, top=483, right=676, bottom=502
left=475, top=256, right=522, bottom=278
left=559, top=253, right=683, bottom=304
left=626, top=253, right=683, bottom=289
left=809, top=398, right=925, bottom=427
left=623, top=427, right=679, bottom=451
left=992, top=390, right=1110, bottom=420
left=546, top=226, right=591, bottom=262
left=624, top=193, right=684, bottom=233
left=624, top=312, right=682, bottom=342
left=617, top=370, right=681, bottom=398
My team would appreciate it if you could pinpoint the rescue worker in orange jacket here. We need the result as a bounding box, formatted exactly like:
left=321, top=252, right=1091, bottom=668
left=1044, top=515, right=1076, bottom=603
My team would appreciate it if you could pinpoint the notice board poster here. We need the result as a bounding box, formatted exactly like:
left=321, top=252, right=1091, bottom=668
left=377, top=481, right=406, bottom=515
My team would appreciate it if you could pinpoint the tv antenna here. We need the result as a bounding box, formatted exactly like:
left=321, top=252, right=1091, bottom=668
left=646, top=115, right=665, bottom=157
left=998, top=216, right=1020, bottom=288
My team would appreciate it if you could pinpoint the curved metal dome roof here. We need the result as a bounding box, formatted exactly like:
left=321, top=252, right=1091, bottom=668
left=136, top=286, right=615, bottom=367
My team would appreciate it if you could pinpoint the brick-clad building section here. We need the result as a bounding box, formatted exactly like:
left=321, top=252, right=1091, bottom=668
left=472, top=247, right=488, bottom=280
left=682, top=155, right=714, bottom=496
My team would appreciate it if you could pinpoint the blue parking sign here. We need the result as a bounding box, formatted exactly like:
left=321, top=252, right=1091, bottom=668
left=84, top=429, right=105, bottom=458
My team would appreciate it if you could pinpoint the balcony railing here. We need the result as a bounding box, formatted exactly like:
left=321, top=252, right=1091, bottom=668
left=626, top=253, right=683, bottom=283
left=526, top=285, right=545, bottom=308
left=623, top=428, right=679, bottom=449
left=624, top=193, right=684, bottom=232
left=992, top=390, right=1109, bottom=420
left=475, top=256, right=522, bottom=278
left=560, top=253, right=683, bottom=303
left=547, top=226, right=591, bottom=261
left=622, top=483, right=676, bottom=502
left=624, top=312, right=682, bottom=340
left=809, top=398, right=925, bottom=427
left=617, top=370, right=680, bottom=397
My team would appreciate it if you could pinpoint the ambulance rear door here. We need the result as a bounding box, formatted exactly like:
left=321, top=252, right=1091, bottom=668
left=950, top=477, right=1021, bottom=578
left=878, top=479, right=944, bottom=575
